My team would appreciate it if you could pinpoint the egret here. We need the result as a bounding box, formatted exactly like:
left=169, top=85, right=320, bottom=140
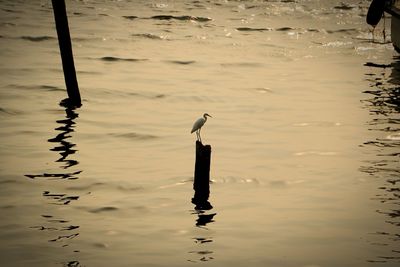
left=191, top=113, right=212, bottom=142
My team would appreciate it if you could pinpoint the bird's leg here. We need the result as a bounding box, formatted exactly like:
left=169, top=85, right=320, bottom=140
left=196, top=130, right=200, bottom=142
left=371, top=27, right=375, bottom=43
left=383, top=12, right=386, bottom=42
left=198, top=128, right=202, bottom=143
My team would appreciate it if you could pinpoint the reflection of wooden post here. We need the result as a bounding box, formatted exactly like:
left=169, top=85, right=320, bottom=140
left=192, top=141, right=213, bottom=210
left=51, top=0, right=81, bottom=107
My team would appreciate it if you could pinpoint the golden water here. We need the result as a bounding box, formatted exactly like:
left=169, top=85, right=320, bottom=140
left=0, top=0, right=399, bottom=266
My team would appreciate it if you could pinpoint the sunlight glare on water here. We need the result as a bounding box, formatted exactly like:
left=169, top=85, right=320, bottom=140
left=0, top=0, right=399, bottom=266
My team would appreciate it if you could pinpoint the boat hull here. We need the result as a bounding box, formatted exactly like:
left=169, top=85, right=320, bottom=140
left=391, top=10, right=400, bottom=52
left=384, top=2, right=400, bottom=52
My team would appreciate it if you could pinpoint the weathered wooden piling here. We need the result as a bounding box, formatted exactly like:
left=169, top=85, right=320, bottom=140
left=52, top=0, right=81, bottom=107
left=192, top=141, right=213, bottom=210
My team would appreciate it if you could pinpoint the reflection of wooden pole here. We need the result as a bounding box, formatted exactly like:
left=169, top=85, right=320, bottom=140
left=51, top=0, right=81, bottom=107
left=192, top=141, right=212, bottom=210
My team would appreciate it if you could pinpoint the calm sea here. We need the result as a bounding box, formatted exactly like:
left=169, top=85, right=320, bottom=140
left=0, top=0, right=399, bottom=266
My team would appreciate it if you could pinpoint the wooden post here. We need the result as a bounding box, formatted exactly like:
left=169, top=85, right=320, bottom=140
left=192, top=141, right=213, bottom=210
left=51, top=0, right=81, bottom=107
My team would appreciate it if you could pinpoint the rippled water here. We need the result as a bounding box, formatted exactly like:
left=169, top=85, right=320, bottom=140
left=0, top=0, right=399, bottom=266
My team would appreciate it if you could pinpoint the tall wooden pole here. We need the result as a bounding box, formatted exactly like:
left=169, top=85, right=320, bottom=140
left=52, top=0, right=81, bottom=107
left=192, top=141, right=213, bottom=210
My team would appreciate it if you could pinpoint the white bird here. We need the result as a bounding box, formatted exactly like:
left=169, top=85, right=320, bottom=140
left=191, top=113, right=212, bottom=142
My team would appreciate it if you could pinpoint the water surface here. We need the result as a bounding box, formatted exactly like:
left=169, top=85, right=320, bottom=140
left=0, top=0, right=399, bottom=266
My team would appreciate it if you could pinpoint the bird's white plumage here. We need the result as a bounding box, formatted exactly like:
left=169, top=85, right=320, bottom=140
left=191, top=117, right=206, bottom=133
left=191, top=113, right=212, bottom=142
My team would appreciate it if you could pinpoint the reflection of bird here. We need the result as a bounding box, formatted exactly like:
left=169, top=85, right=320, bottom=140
left=191, top=113, right=212, bottom=142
